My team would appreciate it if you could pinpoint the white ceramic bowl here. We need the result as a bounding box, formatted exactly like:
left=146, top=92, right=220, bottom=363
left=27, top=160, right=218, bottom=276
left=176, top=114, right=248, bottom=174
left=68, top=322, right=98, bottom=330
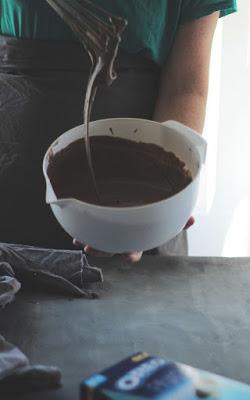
left=43, top=119, right=206, bottom=253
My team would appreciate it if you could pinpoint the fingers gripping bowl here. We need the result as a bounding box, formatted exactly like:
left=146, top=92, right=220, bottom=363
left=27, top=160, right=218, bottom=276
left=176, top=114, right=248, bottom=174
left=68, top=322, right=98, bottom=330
left=43, top=119, right=206, bottom=253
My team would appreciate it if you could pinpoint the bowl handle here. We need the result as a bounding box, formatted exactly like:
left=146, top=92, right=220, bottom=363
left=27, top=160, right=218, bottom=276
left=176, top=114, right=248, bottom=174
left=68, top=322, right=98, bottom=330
left=162, top=120, right=207, bottom=164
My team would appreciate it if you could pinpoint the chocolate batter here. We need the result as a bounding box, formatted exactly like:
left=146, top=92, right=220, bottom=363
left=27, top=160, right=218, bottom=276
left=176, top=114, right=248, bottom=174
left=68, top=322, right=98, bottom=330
left=47, top=136, right=192, bottom=207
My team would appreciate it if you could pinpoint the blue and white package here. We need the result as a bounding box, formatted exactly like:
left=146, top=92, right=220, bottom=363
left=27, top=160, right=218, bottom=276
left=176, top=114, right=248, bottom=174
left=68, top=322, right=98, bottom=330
left=80, top=352, right=250, bottom=400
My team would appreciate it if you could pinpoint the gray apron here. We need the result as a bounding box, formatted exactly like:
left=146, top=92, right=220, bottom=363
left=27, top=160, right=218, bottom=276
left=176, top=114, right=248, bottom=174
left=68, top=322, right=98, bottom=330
left=0, top=35, right=187, bottom=255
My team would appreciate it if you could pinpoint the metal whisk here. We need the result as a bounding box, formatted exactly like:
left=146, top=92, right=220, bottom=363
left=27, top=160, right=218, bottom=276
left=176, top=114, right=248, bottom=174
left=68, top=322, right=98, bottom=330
left=46, top=0, right=127, bottom=85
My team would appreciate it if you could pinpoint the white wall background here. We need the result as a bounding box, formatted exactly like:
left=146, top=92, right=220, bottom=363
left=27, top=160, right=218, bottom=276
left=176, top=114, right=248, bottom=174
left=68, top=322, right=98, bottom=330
left=188, top=0, right=250, bottom=256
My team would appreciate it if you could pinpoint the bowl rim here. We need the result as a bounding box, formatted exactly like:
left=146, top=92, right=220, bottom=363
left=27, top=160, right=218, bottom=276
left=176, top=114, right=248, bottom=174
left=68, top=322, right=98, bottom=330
left=48, top=178, right=196, bottom=211
left=43, top=117, right=202, bottom=211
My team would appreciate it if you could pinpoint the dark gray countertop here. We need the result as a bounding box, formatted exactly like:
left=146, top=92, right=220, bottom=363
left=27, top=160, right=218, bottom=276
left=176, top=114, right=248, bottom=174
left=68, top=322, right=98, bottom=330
left=1, top=255, right=250, bottom=399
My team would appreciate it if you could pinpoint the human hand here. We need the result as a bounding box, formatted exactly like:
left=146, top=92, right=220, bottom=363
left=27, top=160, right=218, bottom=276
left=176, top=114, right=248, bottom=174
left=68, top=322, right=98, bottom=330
left=73, top=216, right=195, bottom=263
left=73, top=239, right=143, bottom=263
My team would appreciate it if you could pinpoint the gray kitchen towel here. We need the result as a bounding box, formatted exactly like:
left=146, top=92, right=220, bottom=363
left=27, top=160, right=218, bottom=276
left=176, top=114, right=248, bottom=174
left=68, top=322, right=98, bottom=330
left=0, top=243, right=104, bottom=394
left=0, top=273, right=21, bottom=308
left=0, top=242, right=103, bottom=300
left=0, top=335, right=61, bottom=393
left=0, top=335, right=29, bottom=381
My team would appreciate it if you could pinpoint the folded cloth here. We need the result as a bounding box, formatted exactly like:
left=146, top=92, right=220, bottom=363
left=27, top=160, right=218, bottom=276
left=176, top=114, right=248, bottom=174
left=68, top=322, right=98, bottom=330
left=0, top=243, right=103, bottom=394
left=0, top=242, right=103, bottom=300
left=0, top=335, right=28, bottom=380
left=0, top=335, right=61, bottom=394
left=0, top=273, right=21, bottom=308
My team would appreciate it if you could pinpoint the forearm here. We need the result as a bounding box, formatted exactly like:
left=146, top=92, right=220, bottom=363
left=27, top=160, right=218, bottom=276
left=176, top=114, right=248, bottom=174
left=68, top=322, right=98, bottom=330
left=153, top=89, right=207, bottom=133
left=153, top=12, right=219, bottom=134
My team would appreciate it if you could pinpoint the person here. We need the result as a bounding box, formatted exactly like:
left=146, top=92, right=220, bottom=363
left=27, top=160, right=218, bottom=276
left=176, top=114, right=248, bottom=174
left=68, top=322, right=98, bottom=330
left=0, top=0, right=237, bottom=262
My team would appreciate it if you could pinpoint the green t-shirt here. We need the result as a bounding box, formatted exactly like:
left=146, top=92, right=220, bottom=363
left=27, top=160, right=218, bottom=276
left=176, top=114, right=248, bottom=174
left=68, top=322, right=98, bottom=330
left=0, top=0, right=237, bottom=65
